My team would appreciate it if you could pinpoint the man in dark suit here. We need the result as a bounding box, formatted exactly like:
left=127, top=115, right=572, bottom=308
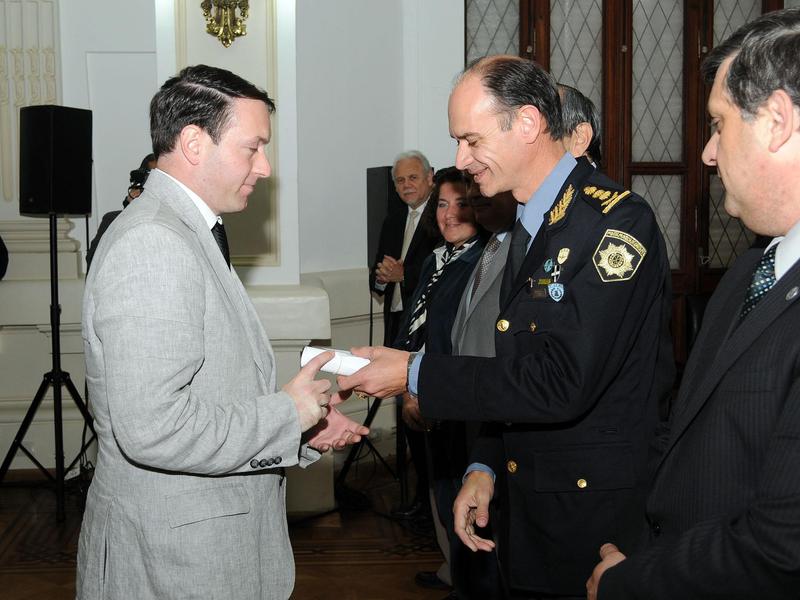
left=588, top=8, right=800, bottom=599
left=342, top=56, right=674, bottom=598
left=558, top=83, right=602, bottom=167
left=370, top=150, right=442, bottom=520
left=86, top=154, right=156, bottom=271
left=371, top=150, right=442, bottom=345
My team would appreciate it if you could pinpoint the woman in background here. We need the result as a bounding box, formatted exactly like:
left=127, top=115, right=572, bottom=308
left=394, top=166, right=486, bottom=598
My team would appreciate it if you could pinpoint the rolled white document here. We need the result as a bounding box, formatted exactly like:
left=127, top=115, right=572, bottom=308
left=300, top=346, right=370, bottom=376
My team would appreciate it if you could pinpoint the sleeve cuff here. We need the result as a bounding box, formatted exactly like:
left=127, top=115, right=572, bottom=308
left=408, top=352, right=424, bottom=396
left=464, top=462, right=496, bottom=483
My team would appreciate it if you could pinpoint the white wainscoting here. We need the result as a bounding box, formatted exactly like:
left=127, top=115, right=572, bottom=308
left=0, top=263, right=393, bottom=515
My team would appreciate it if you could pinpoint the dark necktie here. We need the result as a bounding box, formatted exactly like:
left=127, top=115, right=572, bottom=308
left=500, top=219, right=531, bottom=302
left=508, top=219, right=531, bottom=280
left=472, top=235, right=502, bottom=298
left=738, top=244, right=778, bottom=322
left=211, top=221, right=230, bottom=269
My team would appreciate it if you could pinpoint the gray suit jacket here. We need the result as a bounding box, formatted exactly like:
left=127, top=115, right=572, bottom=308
left=450, top=233, right=511, bottom=448
left=451, top=233, right=511, bottom=357
left=77, top=170, right=318, bottom=599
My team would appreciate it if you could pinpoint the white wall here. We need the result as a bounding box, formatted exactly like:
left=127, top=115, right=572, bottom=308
left=59, top=0, right=158, bottom=250
left=296, top=0, right=464, bottom=275
left=1, top=0, right=466, bottom=487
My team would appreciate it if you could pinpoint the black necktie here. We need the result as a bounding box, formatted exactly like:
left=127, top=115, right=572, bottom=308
left=211, top=221, right=230, bottom=269
left=500, top=219, right=531, bottom=303
left=738, top=244, right=778, bottom=322
left=508, top=219, right=531, bottom=279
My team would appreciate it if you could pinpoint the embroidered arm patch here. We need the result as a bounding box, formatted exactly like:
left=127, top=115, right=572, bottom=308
left=592, top=229, right=647, bottom=282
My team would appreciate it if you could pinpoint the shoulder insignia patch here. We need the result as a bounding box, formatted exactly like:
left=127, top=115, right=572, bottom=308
left=592, top=229, right=647, bottom=282
left=583, top=186, right=631, bottom=214
left=548, top=184, right=574, bottom=225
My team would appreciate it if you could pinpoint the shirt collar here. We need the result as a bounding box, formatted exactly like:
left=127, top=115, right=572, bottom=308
left=518, top=152, right=577, bottom=236
left=408, top=198, right=428, bottom=215
left=157, top=169, right=221, bottom=230
left=773, top=218, right=800, bottom=281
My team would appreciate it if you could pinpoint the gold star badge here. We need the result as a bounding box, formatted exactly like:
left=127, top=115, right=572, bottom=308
left=592, top=229, right=646, bottom=282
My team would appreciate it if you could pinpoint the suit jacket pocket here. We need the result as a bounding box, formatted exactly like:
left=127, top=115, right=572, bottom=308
left=533, top=443, right=634, bottom=492
left=165, top=484, right=251, bottom=528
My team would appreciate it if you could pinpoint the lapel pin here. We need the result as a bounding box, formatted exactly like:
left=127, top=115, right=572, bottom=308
left=557, top=248, right=570, bottom=264
left=787, top=286, right=799, bottom=301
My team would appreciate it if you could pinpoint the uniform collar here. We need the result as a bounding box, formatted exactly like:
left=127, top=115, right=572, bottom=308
left=518, top=153, right=577, bottom=237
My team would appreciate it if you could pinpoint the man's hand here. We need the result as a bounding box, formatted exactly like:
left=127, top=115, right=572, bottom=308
left=401, top=392, right=427, bottom=431
left=454, top=470, right=496, bottom=552
left=307, top=390, right=369, bottom=452
left=282, top=351, right=333, bottom=432
left=375, top=256, right=404, bottom=284
left=586, top=543, right=627, bottom=600
left=337, top=346, right=409, bottom=399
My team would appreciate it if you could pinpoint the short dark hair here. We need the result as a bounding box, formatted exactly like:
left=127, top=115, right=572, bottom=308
left=702, top=7, right=800, bottom=118
left=461, top=55, right=564, bottom=139
left=558, top=84, right=602, bottom=165
left=150, top=64, right=275, bottom=158
left=139, top=153, right=156, bottom=170
left=418, top=167, right=470, bottom=239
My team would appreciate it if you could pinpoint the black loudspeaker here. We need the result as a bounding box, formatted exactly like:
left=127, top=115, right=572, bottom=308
left=366, top=166, right=404, bottom=267
left=19, top=105, right=92, bottom=217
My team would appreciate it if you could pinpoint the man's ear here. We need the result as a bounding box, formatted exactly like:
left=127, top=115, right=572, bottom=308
left=570, top=122, right=593, bottom=158
left=516, top=105, right=543, bottom=143
left=179, top=125, right=204, bottom=166
left=426, top=168, right=434, bottom=187
left=765, top=89, right=797, bottom=153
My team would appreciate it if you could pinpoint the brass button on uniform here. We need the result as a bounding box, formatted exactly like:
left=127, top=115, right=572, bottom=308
left=496, top=319, right=510, bottom=332
left=577, top=478, right=588, bottom=489
left=529, top=321, right=537, bottom=332
left=506, top=460, right=518, bottom=474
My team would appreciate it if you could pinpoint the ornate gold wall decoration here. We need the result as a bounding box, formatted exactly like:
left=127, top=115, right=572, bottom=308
left=201, top=0, right=249, bottom=48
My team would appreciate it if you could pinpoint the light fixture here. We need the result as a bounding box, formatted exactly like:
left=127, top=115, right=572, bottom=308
left=200, top=0, right=249, bottom=48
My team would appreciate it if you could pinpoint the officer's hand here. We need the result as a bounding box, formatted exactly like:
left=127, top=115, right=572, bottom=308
left=586, top=543, right=626, bottom=600
left=453, top=470, right=496, bottom=552
left=401, top=392, right=427, bottom=431
left=282, top=351, right=333, bottom=432
left=337, top=346, right=409, bottom=399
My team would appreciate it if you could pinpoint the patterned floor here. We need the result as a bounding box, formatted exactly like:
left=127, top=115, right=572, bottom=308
left=0, top=469, right=446, bottom=600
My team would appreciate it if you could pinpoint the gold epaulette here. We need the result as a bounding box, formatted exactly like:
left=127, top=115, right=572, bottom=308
left=583, top=185, right=631, bottom=214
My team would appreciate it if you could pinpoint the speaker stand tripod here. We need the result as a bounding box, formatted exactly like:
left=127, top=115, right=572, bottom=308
left=333, top=294, right=401, bottom=509
left=0, top=213, right=96, bottom=522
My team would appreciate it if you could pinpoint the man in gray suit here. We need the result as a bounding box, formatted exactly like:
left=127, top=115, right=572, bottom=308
left=77, top=65, right=367, bottom=599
